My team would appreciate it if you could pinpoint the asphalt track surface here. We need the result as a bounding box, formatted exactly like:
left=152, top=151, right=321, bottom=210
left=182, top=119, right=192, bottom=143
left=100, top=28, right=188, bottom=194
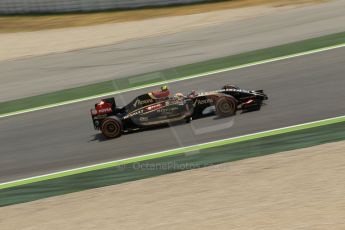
left=1, top=0, right=345, bottom=101
left=1, top=47, right=345, bottom=183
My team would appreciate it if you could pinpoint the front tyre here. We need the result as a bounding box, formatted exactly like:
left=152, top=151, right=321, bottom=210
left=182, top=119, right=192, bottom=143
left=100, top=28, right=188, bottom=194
left=185, top=116, right=192, bottom=123
left=215, top=97, right=237, bottom=117
left=101, top=117, right=123, bottom=138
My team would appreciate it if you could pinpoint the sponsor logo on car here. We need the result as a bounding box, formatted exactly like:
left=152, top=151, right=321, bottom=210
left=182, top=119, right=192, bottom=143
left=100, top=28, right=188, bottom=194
left=147, top=103, right=163, bottom=111
left=157, top=107, right=178, bottom=113
left=221, top=88, right=249, bottom=93
left=125, top=109, right=144, bottom=119
left=97, top=107, right=112, bottom=114
left=134, top=98, right=154, bottom=107
left=194, top=98, right=213, bottom=106
left=168, top=100, right=184, bottom=106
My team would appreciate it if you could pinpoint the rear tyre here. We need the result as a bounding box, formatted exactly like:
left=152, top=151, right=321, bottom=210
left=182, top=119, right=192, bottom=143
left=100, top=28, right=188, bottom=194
left=185, top=116, right=192, bottom=123
left=215, top=97, right=237, bottom=117
left=101, top=117, right=123, bottom=138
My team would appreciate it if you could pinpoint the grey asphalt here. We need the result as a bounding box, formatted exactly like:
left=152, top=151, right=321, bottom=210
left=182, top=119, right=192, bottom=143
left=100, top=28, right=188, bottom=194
left=1, top=47, right=345, bottom=183
left=1, top=0, right=345, bottom=101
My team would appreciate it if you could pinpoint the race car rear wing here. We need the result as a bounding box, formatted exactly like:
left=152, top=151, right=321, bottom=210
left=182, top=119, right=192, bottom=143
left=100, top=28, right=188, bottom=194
left=91, top=97, right=117, bottom=129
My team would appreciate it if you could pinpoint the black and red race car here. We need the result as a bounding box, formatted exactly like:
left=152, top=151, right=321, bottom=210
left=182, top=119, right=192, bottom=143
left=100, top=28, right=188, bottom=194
left=91, top=85, right=268, bottom=138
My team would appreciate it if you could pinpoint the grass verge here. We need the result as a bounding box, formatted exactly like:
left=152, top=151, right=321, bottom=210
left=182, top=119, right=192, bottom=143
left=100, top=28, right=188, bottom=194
left=1, top=31, right=345, bottom=117
left=0, top=119, right=344, bottom=207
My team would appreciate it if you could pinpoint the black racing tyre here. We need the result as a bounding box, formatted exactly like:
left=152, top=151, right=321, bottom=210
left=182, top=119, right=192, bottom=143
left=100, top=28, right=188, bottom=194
left=185, top=116, right=192, bottom=123
left=215, top=97, right=237, bottom=117
left=101, top=117, right=123, bottom=138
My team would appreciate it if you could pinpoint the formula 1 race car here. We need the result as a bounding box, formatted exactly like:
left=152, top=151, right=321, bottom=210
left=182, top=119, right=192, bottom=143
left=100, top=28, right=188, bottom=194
left=91, top=85, right=268, bottom=138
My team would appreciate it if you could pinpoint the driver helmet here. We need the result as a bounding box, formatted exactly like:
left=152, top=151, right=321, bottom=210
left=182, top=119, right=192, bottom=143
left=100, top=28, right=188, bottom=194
left=161, top=85, right=168, bottom=91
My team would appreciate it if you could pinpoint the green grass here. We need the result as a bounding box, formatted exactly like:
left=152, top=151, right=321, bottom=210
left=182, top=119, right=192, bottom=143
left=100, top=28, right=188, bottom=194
left=1, top=120, right=344, bottom=207
left=1, top=31, right=345, bottom=116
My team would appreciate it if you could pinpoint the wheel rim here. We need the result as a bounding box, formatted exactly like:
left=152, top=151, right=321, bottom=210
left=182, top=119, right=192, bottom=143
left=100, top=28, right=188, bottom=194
left=220, top=101, right=231, bottom=112
left=216, top=98, right=235, bottom=117
left=102, top=120, right=121, bottom=137
left=107, top=124, right=116, bottom=132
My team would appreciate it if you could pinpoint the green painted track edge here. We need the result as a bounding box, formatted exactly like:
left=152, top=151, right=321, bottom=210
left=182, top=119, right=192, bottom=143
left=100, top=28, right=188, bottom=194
left=1, top=115, right=344, bottom=190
